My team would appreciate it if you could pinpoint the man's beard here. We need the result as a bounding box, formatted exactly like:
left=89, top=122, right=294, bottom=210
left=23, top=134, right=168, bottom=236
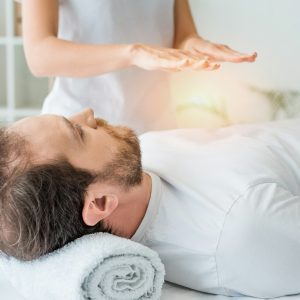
left=94, top=119, right=143, bottom=189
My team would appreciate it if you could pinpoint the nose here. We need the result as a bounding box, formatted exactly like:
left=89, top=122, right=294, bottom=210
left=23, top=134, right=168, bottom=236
left=69, top=108, right=97, bottom=129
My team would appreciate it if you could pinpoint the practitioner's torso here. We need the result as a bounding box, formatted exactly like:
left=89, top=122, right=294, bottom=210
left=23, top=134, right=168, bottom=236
left=43, top=0, right=176, bottom=134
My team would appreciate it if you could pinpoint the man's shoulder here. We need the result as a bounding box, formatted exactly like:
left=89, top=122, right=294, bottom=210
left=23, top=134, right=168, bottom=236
left=139, top=127, right=219, bottom=145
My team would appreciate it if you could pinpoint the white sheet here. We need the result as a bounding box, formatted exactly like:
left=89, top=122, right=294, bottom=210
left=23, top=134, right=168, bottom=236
left=162, top=282, right=300, bottom=300
left=2, top=269, right=300, bottom=300
left=0, top=273, right=225, bottom=300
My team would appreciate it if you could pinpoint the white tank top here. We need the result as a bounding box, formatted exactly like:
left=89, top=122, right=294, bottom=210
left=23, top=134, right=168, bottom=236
left=42, top=0, right=177, bottom=134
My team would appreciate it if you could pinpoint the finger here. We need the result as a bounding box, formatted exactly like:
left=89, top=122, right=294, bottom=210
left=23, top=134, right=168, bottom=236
left=152, top=46, right=193, bottom=62
left=215, top=50, right=254, bottom=63
left=193, top=62, right=221, bottom=71
left=158, top=47, right=219, bottom=70
left=156, top=50, right=184, bottom=61
left=179, top=58, right=212, bottom=70
left=177, top=49, right=206, bottom=61
left=209, top=46, right=242, bottom=62
left=222, top=45, right=256, bottom=58
left=243, top=51, right=257, bottom=62
left=166, top=49, right=195, bottom=61
left=219, top=46, right=257, bottom=62
left=181, top=59, right=221, bottom=71
left=193, top=49, right=219, bottom=62
left=168, top=53, right=210, bottom=68
left=219, top=44, right=247, bottom=56
left=161, top=49, right=212, bottom=64
left=160, top=60, right=221, bottom=72
left=225, top=52, right=257, bottom=63
left=157, top=51, right=197, bottom=66
left=161, top=47, right=207, bottom=64
left=160, top=57, right=210, bottom=72
left=155, top=48, right=187, bottom=61
left=165, top=52, right=185, bottom=60
left=196, top=43, right=254, bottom=63
left=160, top=66, right=184, bottom=73
left=185, top=43, right=228, bottom=62
left=158, top=57, right=194, bottom=69
left=190, top=58, right=210, bottom=69
left=205, top=63, right=221, bottom=71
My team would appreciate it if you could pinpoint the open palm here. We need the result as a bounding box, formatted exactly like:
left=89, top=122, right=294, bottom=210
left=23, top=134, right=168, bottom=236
left=180, top=35, right=257, bottom=63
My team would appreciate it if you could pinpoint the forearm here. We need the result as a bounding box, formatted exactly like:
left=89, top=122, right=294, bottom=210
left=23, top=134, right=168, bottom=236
left=22, top=0, right=210, bottom=78
left=174, top=0, right=199, bottom=48
left=22, top=0, right=134, bottom=78
left=24, top=38, right=134, bottom=78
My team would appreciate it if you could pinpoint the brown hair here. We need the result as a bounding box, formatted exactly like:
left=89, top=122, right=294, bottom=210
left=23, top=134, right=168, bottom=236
left=0, top=128, right=111, bottom=261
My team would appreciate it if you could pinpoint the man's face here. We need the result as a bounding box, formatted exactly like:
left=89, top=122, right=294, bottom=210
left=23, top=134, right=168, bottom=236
left=10, top=108, right=142, bottom=187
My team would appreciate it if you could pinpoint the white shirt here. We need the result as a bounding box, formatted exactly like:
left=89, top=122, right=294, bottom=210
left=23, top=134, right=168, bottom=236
left=132, top=118, right=300, bottom=297
left=42, top=0, right=176, bottom=134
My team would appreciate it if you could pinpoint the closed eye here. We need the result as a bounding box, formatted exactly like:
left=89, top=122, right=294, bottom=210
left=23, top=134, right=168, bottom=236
left=74, top=124, right=86, bottom=142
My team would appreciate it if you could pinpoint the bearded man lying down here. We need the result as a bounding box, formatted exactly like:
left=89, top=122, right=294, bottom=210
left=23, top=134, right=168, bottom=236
left=1, top=108, right=300, bottom=298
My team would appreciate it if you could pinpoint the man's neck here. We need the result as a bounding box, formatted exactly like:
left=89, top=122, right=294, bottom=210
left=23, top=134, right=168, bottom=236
left=106, top=172, right=152, bottom=239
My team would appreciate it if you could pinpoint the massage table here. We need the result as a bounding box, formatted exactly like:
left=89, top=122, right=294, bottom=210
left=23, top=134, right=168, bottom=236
left=1, top=268, right=300, bottom=300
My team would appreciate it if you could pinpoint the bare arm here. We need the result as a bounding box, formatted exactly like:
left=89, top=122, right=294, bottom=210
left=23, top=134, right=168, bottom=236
left=174, top=0, right=198, bottom=48
left=22, top=0, right=213, bottom=78
left=22, top=0, right=134, bottom=77
left=174, top=0, right=257, bottom=64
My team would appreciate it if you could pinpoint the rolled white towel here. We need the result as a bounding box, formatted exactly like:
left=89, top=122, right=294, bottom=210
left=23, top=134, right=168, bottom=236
left=0, top=233, right=165, bottom=300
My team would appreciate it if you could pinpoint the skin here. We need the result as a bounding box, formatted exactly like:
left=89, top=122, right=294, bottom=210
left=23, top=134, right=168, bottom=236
left=22, top=0, right=256, bottom=77
left=174, top=0, right=257, bottom=63
left=10, top=108, right=151, bottom=239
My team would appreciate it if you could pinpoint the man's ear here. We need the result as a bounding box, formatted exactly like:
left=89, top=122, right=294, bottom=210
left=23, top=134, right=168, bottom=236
left=82, top=182, right=119, bottom=226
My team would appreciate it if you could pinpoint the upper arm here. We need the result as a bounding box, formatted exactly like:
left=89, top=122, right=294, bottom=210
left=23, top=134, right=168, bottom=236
left=22, top=0, right=59, bottom=64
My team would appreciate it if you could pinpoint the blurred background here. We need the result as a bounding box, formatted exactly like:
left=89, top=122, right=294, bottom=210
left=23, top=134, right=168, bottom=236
left=0, top=0, right=49, bottom=124
left=0, top=0, right=299, bottom=127
left=173, top=0, right=300, bottom=128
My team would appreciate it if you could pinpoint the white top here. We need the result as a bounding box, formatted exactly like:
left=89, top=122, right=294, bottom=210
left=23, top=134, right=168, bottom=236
left=132, top=118, right=300, bottom=298
left=42, top=0, right=176, bottom=134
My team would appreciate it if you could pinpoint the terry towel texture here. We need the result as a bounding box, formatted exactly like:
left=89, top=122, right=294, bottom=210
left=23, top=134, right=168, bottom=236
left=0, top=233, right=165, bottom=300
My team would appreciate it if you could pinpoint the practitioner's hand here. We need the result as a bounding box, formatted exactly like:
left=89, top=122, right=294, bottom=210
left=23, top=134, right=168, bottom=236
left=179, top=34, right=257, bottom=63
left=130, top=43, right=220, bottom=72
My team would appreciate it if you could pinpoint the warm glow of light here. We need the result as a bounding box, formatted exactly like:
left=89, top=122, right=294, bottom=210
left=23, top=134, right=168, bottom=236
left=170, top=71, right=274, bottom=129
